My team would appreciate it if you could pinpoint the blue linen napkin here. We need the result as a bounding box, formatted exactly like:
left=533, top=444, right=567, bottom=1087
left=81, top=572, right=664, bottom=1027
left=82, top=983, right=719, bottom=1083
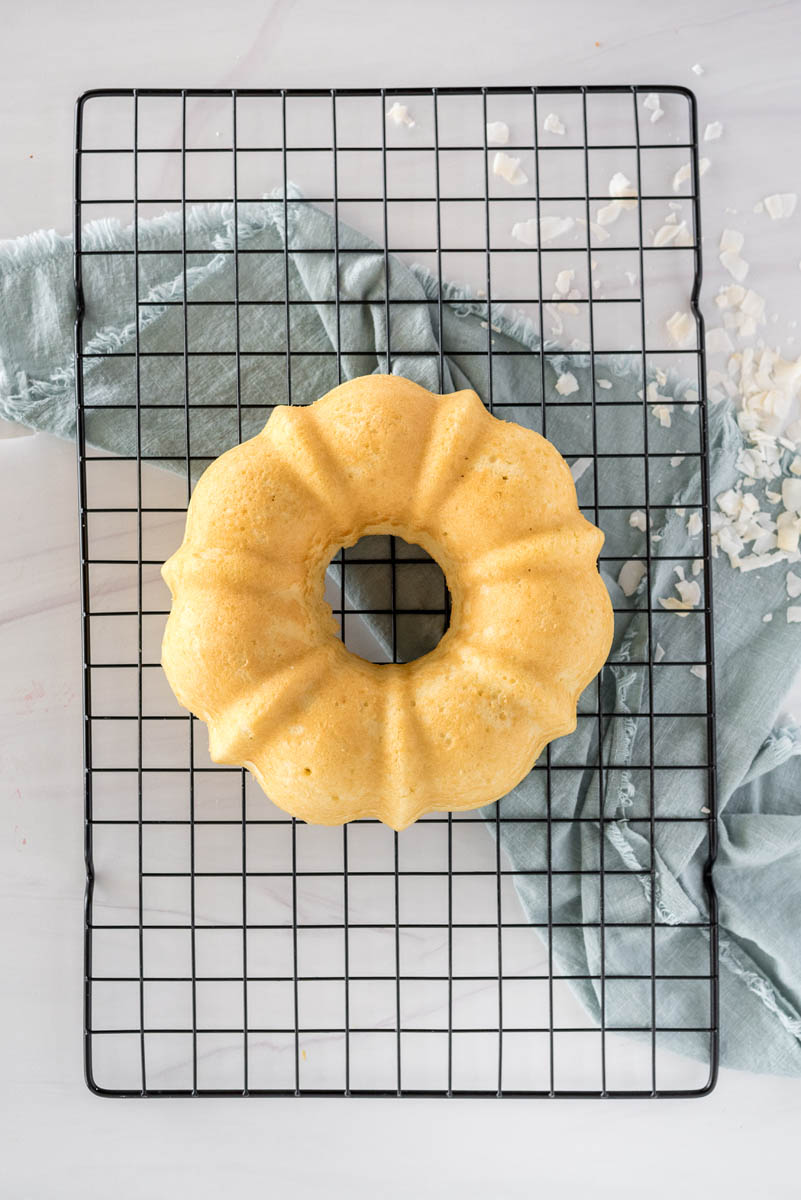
left=2, top=195, right=800, bottom=1076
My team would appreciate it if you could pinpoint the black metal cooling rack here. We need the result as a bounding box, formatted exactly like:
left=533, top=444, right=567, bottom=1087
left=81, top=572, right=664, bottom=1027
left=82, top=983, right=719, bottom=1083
left=75, top=85, right=718, bottom=1098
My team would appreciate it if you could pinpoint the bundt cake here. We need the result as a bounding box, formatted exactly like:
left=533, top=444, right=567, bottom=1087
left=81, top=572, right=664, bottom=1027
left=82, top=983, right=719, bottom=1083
left=161, top=375, right=613, bottom=830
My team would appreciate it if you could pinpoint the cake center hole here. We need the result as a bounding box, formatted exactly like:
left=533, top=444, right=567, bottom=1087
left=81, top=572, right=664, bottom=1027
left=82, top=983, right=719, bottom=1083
left=325, top=534, right=451, bottom=664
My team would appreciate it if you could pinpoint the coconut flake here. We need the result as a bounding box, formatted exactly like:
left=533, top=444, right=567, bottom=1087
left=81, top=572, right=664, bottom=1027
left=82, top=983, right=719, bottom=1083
left=670, top=455, right=685, bottom=467
left=652, top=403, right=674, bottom=427
left=659, top=578, right=701, bottom=615
left=706, top=327, right=734, bottom=354
left=778, top=512, right=801, bottom=553
left=672, top=162, right=692, bottom=190
left=783, top=478, right=801, bottom=512
left=687, top=513, right=703, bottom=536
left=643, top=93, right=664, bottom=122
left=597, top=378, right=612, bottom=390
left=763, top=612, right=773, bottom=623
left=618, top=560, right=646, bottom=596
left=596, top=200, right=624, bottom=226
left=609, top=172, right=638, bottom=205
left=555, top=372, right=580, bottom=396
left=486, top=121, right=510, bottom=145
left=493, top=151, right=528, bottom=186
left=715, top=283, right=746, bottom=309
left=629, top=510, right=647, bottom=532
left=690, top=664, right=707, bottom=680
left=386, top=102, right=415, bottom=128
left=512, top=216, right=574, bottom=245
left=704, top=121, right=723, bottom=141
left=763, top=193, right=797, bottom=220
left=786, top=570, right=801, bottom=598
left=570, top=457, right=593, bottom=482
left=654, top=220, right=692, bottom=247
left=691, top=63, right=704, bottom=75
left=788, top=607, right=801, bottom=623
left=720, top=229, right=744, bottom=254
left=740, top=289, right=766, bottom=320
left=543, top=112, right=566, bottom=136
left=666, top=310, right=694, bottom=346
left=554, top=268, right=575, bottom=296
left=790, top=456, right=801, bottom=476
left=720, top=249, right=749, bottom=283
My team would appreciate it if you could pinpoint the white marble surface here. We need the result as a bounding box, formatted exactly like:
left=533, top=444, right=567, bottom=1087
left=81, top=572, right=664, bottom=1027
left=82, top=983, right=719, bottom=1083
left=2, top=1, right=801, bottom=1196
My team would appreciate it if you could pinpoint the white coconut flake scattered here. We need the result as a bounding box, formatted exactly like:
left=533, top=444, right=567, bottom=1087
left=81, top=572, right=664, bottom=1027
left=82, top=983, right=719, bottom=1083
left=690, top=664, right=707, bottom=681
left=763, top=193, right=797, bottom=220
left=788, top=607, right=801, bottom=623
left=783, top=478, right=801, bottom=512
left=643, top=93, right=664, bottom=123
left=486, top=121, right=510, bottom=145
left=720, top=229, right=744, bottom=254
left=692, top=63, right=704, bottom=75
left=554, top=268, right=575, bottom=296
left=777, top=512, right=801, bottom=553
left=660, top=578, right=702, bottom=615
left=493, top=151, right=528, bottom=186
left=720, top=249, right=749, bottom=283
left=629, top=510, right=647, bottom=532
left=666, top=310, right=694, bottom=346
left=653, top=220, right=692, bottom=247
left=692, top=559, right=704, bottom=576
left=786, top=570, right=801, bottom=598
left=597, top=378, right=613, bottom=390
left=740, top=289, right=766, bottom=320
left=386, top=102, right=415, bottom=128
left=706, top=327, right=734, bottom=354
left=596, top=200, right=624, bottom=226
left=672, top=162, right=692, bottom=191
left=763, top=612, right=773, bottom=623
left=704, top=122, right=723, bottom=141
left=512, top=216, right=574, bottom=245
left=555, top=372, right=580, bottom=396
left=570, top=457, right=593, bottom=483
left=687, top=513, right=703, bottom=536
left=790, top=456, right=801, bottom=476
left=609, top=172, right=637, bottom=204
left=618, top=560, right=646, bottom=597
left=544, top=112, right=566, bottom=136
left=652, top=403, right=674, bottom=428
left=670, top=455, right=685, bottom=467
left=715, top=284, right=745, bottom=308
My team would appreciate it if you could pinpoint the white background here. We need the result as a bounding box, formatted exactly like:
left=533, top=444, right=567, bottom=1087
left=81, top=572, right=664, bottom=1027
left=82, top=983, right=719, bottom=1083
left=2, top=1, right=801, bottom=1196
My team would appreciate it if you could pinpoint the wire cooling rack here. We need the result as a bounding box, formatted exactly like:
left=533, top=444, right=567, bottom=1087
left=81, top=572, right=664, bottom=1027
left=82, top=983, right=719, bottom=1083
left=75, top=86, right=718, bottom=1098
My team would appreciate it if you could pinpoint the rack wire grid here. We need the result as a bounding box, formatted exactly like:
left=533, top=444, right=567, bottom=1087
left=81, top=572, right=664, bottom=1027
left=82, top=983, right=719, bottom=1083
left=75, top=85, right=718, bottom=1099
